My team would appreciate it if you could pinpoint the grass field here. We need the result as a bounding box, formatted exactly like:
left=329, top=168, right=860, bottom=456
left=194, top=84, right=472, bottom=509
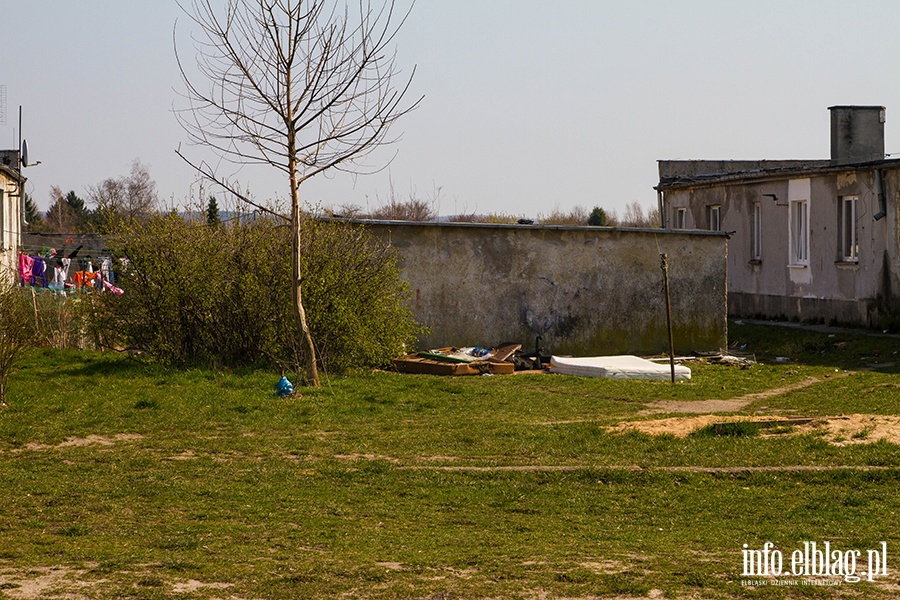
left=0, top=321, right=898, bottom=599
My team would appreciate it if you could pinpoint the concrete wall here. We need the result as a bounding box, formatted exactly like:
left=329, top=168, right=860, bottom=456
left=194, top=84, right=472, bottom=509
left=362, top=221, right=728, bottom=357
left=661, top=167, right=900, bottom=327
left=22, top=232, right=108, bottom=254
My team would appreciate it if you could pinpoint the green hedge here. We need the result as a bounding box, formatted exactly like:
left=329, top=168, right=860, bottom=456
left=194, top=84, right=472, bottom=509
left=104, top=214, right=421, bottom=376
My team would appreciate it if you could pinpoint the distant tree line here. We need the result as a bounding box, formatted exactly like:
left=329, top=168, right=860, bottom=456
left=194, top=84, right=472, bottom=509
left=25, top=160, right=159, bottom=234
left=334, top=190, right=660, bottom=228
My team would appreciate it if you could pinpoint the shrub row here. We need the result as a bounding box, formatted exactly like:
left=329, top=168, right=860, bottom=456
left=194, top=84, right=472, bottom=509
left=101, top=214, right=420, bottom=376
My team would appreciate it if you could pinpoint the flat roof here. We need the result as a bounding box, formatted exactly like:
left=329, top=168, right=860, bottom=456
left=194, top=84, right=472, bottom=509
left=656, top=157, right=900, bottom=191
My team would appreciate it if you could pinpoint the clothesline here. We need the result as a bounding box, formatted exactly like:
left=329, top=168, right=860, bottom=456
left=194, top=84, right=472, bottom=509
left=15, top=242, right=108, bottom=251
left=16, top=252, right=125, bottom=296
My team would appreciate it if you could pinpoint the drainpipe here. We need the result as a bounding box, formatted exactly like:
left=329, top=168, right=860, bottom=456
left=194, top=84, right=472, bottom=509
left=874, top=169, right=887, bottom=221
left=657, top=189, right=666, bottom=229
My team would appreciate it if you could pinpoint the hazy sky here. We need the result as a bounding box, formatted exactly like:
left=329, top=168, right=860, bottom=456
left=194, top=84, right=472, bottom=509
left=5, top=1, right=900, bottom=217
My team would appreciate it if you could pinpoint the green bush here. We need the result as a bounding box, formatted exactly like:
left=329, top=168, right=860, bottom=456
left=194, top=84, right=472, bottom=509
left=0, top=284, right=37, bottom=405
left=103, top=213, right=421, bottom=376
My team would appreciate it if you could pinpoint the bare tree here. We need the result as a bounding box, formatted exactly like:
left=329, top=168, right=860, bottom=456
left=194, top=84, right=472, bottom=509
left=87, top=160, right=159, bottom=221
left=617, top=201, right=659, bottom=228
left=45, top=186, right=76, bottom=232
left=175, top=0, right=419, bottom=386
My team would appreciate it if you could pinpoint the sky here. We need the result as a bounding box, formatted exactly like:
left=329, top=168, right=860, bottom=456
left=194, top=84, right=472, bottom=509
left=4, top=1, right=900, bottom=218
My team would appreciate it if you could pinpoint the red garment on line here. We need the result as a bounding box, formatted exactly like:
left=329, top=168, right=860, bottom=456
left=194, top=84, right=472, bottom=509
left=19, top=254, right=34, bottom=286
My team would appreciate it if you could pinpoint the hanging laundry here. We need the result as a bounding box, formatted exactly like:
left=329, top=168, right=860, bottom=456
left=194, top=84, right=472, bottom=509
left=31, top=256, right=48, bottom=288
left=102, top=280, right=124, bottom=295
left=100, top=257, right=113, bottom=284
left=60, top=257, right=71, bottom=281
left=18, top=254, right=34, bottom=287
left=50, top=264, right=67, bottom=291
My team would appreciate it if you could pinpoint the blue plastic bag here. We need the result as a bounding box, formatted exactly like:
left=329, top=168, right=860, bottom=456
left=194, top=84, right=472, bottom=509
left=274, top=376, right=294, bottom=398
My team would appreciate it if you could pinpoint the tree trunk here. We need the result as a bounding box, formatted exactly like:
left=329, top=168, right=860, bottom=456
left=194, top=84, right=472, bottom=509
left=291, top=174, right=320, bottom=387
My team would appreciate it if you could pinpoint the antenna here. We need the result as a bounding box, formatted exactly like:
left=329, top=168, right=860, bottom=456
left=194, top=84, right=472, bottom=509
left=17, top=107, right=40, bottom=169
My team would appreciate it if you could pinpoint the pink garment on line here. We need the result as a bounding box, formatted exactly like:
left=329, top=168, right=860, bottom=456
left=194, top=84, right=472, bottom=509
left=18, top=254, right=34, bottom=286
left=102, top=280, right=124, bottom=296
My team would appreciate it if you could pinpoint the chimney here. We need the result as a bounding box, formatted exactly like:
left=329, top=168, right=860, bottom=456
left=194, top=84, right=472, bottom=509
left=829, top=105, right=885, bottom=164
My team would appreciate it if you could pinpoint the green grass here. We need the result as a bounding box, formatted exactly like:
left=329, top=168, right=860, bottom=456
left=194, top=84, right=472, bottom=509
left=0, top=323, right=899, bottom=598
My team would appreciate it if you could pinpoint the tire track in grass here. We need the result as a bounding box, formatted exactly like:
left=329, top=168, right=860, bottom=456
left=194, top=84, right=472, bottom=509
left=397, top=464, right=897, bottom=473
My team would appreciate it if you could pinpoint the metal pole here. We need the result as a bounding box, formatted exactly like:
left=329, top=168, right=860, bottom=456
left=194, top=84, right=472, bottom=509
left=17, top=106, right=22, bottom=172
left=660, top=253, right=675, bottom=383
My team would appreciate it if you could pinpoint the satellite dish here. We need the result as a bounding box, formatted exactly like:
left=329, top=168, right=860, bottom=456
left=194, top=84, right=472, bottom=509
left=21, top=139, right=28, bottom=167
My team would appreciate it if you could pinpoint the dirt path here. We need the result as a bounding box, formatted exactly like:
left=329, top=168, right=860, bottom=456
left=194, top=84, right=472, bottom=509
left=641, top=374, right=845, bottom=414
left=538, top=373, right=853, bottom=428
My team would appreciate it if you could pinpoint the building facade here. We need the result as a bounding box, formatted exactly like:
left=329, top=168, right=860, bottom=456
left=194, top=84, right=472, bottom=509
left=0, top=150, right=25, bottom=285
left=657, top=106, right=900, bottom=328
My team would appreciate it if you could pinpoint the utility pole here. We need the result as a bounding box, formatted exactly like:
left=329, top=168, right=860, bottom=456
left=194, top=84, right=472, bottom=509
left=660, top=253, right=676, bottom=383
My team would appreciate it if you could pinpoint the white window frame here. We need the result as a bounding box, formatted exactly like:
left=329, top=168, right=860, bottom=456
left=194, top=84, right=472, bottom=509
left=708, top=205, right=721, bottom=232
left=674, top=208, right=686, bottom=229
left=790, top=198, right=809, bottom=266
left=839, top=195, right=858, bottom=262
left=750, top=201, right=762, bottom=261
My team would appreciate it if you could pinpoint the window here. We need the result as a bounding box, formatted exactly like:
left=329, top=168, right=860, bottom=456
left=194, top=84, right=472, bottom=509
left=708, top=205, right=721, bottom=232
left=750, top=202, right=761, bottom=261
left=674, top=208, right=686, bottom=229
left=839, top=196, right=858, bottom=262
left=790, top=198, right=808, bottom=265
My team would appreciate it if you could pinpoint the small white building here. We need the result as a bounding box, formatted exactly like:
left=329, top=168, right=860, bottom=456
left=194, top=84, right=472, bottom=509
left=0, top=150, right=25, bottom=286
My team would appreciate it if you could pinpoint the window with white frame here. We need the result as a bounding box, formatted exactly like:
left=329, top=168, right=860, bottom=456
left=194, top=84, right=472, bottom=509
left=708, top=205, right=721, bottom=232
left=790, top=198, right=809, bottom=265
left=750, top=202, right=761, bottom=261
left=674, top=208, right=686, bottom=229
left=839, top=196, right=858, bottom=262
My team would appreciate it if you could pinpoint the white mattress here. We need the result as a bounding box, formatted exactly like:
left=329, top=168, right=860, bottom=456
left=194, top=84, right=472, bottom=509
left=548, top=355, right=691, bottom=381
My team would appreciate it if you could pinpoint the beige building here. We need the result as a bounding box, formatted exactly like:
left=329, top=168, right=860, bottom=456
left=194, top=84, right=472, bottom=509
left=0, top=150, right=25, bottom=285
left=657, top=106, right=900, bottom=328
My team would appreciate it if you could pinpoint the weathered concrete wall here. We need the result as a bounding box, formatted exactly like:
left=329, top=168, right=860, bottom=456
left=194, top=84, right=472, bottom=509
left=22, top=232, right=108, bottom=254
left=661, top=167, right=900, bottom=327
left=361, top=221, right=728, bottom=357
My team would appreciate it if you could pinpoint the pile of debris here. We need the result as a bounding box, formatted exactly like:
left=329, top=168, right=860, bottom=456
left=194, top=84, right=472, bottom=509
left=392, top=343, right=534, bottom=376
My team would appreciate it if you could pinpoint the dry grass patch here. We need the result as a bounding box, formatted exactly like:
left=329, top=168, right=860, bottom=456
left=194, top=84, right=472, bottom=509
left=610, top=413, right=900, bottom=445
left=17, top=433, right=144, bottom=452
